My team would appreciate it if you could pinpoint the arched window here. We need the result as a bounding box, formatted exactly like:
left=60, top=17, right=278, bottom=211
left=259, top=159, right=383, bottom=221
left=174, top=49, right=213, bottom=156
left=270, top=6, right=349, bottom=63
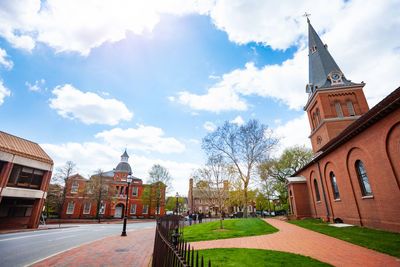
left=316, top=108, right=322, bottom=123
left=347, top=100, right=355, bottom=116
left=313, top=113, right=318, bottom=128
left=314, top=179, right=321, bottom=201
left=335, top=101, right=343, bottom=117
left=330, top=172, right=340, bottom=200
left=355, top=160, right=372, bottom=196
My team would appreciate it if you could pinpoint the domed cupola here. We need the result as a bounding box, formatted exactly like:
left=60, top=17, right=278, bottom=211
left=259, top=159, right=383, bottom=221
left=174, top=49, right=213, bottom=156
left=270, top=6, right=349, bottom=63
left=115, top=149, right=132, bottom=174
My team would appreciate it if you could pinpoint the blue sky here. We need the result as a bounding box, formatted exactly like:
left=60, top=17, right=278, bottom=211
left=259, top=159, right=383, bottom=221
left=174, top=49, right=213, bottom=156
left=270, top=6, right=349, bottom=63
left=0, top=0, right=399, bottom=196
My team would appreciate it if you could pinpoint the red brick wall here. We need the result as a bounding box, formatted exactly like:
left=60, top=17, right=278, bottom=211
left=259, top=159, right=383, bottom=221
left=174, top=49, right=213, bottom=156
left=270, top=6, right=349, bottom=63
left=289, top=183, right=311, bottom=218
left=61, top=175, right=166, bottom=219
left=294, top=109, right=400, bottom=232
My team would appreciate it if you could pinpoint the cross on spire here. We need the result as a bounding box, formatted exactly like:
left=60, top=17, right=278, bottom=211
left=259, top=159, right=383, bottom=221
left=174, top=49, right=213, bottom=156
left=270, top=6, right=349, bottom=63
left=303, top=12, right=311, bottom=23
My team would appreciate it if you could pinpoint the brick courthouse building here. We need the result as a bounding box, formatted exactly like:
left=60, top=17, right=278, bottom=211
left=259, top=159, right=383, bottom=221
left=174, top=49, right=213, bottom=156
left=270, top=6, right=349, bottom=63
left=287, top=19, right=400, bottom=232
left=61, top=150, right=165, bottom=219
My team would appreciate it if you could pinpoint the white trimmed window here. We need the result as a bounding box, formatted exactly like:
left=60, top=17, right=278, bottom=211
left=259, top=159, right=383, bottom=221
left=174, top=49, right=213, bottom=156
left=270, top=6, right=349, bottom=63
left=87, top=184, right=93, bottom=194
left=347, top=101, right=355, bottom=116
left=71, top=182, right=79, bottom=193
left=130, top=204, right=136, bottom=214
left=132, top=187, right=138, bottom=196
left=83, top=202, right=91, bottom=214
left=66, top=202, right=75, bottom=214
left=335, top=101, right=343, bottom=117
left=248, top=205, right=253, bottom=212
left=143, top=205, right=148, bottom=214
left=99, top=202, right=106, bottom=214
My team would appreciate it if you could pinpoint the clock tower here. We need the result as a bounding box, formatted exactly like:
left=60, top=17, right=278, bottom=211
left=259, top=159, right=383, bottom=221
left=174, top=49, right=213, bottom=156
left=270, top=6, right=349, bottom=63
left=304, top=19, right=369, bottom=154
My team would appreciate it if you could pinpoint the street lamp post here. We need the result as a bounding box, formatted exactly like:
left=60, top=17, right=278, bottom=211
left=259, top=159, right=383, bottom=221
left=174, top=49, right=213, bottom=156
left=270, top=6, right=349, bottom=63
left=175, top=192, right=179, bottom=215
left=121, top=175, right=133, bottom=236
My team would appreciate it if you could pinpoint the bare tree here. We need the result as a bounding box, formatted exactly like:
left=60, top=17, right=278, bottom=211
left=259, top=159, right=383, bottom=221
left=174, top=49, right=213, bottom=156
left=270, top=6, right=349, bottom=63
left=202, top=120, right=278, bottom=218
left=84, top=169, right=116, bottom=222
left=191, top=156, right=231, bottom=229
left=52, top=161, right=76, bottom=217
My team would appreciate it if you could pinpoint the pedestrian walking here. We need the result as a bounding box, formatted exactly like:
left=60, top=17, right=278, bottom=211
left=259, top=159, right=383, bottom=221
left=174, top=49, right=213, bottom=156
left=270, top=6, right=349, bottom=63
left=198, top=212, right=203, bottom=223
left=189, top=213, right=193, bottom=225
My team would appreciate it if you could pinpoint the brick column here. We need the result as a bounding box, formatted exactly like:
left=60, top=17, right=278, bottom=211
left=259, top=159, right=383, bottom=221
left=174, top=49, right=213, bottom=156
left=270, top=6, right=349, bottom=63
left=27, top=198, right=45, bottom=228
left=40, top=170, right=52, bottom=192
left=0, top=162, right=13, bottom=203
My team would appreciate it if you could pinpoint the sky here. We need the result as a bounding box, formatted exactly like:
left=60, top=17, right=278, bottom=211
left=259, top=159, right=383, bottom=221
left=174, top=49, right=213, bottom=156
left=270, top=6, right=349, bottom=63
left=0, top=0, right=399, bottom=197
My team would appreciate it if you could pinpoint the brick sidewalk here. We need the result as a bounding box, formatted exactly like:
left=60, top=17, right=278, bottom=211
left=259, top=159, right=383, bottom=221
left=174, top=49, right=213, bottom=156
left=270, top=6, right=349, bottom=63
left=30, top=227, right=155, bottom=267
left=190, top=218, right=400, bottom=267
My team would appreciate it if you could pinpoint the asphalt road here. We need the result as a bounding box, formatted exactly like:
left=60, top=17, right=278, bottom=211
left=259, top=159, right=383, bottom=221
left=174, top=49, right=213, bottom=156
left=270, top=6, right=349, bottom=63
left=0, top=222, right=156, bottom=267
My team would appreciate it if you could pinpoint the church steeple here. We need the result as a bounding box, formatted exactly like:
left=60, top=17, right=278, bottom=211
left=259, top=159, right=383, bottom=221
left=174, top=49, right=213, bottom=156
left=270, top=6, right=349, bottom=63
left=306, top=20, right=355, bottom=94
left=303, top=19, right=369, bottom=154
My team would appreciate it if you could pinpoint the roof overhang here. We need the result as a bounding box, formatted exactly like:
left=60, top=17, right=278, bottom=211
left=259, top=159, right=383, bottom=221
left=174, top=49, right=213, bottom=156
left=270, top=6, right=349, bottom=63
left=286, top=176, right=307, bottom=185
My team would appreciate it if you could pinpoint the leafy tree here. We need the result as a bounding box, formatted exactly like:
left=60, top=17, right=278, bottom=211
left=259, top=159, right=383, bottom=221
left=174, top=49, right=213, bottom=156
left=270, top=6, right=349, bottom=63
left=165, top=196, right=185, bottom=212
left=44, top=184, right=64, bottom=218
left=202, top=120, right=278, bottom=218
left=52, top=161, right=76, bottom=217
left=259, top=146, right=313, bottom=209
left=255, top=190, right=268, bottom=213
left=140, top=184, right=156, bottom=218
left=148, top=164, right=171, bottom=218
left=191, top=155, right=231, bottom=229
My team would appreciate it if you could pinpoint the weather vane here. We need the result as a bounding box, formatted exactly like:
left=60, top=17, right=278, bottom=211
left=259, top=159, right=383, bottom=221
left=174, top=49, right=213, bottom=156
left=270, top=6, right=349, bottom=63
left=303, top=12, right=311, bottom=23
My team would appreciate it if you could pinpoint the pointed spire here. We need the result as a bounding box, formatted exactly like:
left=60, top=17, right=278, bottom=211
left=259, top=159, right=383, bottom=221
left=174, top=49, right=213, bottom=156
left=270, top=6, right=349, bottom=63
left=307, top=20, right=354, bottom=93
left=121, top=149, right=129, bottom=162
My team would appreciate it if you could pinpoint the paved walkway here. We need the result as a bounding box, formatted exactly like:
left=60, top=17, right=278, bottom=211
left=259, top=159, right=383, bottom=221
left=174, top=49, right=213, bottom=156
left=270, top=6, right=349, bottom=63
left=190, top=218, right=400, bottom=267
left=30, top=227, right=155, bottom=267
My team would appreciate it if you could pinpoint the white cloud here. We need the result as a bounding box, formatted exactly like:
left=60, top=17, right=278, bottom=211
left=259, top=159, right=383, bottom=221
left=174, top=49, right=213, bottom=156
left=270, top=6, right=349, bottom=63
left=177, top=83, right=248, bottom=113
left=274, top=113, right=311, bottom=155
left=0, top=0, right=213, bottom=55
left=25, top=80, right=43, bottom=91
left=95, top=126, right=186, bottom=154
left=0, top=80, right=11, bottom=105
left=0, top=48, right=13, bottom=69
left=49, top=84, right=133, bottom=125
left=176, top=0, right=400, bottom=113
left=176, top=55, right=308, bottom=112
left=203, top=121, right=217, bottom=131
left=208, top=74, right=220, bottom=80
left=230, top=115, right=245, bottom=126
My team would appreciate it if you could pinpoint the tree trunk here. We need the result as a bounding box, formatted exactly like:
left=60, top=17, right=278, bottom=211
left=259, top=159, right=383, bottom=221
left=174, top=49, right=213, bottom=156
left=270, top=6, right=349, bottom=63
left=243, top=183, right=248, bottom=218
left=219, top=213, right=223, bottom=229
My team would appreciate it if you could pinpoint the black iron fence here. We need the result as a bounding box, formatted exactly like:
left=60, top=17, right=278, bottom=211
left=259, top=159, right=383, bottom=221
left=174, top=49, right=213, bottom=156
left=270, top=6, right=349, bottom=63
left=152, top=215, right=212, bottom=267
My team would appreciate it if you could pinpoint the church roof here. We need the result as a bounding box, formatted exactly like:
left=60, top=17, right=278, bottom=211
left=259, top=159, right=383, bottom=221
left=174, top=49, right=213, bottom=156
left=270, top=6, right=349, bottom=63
left=308, top=20, right=355, bottom=91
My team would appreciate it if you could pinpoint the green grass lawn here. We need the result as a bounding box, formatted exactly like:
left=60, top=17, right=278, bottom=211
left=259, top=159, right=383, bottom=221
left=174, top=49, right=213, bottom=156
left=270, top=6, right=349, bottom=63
left=288, top=219, right=400, bottom=258
left=199, top=248, right=331, bottom=267
left=182, top=218, right=278, bottom=242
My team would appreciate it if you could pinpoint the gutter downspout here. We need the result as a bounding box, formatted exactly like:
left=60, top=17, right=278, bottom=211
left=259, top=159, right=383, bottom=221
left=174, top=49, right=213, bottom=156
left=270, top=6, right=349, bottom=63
left=317, top=161, right=330, bottom=218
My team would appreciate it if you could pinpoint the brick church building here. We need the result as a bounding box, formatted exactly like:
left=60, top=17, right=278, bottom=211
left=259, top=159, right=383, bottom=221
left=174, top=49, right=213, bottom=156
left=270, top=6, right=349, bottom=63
left=287, top=19, right=400, bottom=232
left=61, top=150, right=165, bottom=219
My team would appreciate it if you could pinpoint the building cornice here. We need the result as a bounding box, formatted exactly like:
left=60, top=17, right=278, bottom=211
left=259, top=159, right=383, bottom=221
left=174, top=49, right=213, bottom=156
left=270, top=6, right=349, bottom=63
left=304, top=84, right=365, bottom=111
left=309, top=116, right=361, bottom=138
